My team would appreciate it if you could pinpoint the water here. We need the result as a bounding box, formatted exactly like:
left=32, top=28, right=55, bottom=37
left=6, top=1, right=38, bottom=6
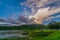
left=0, top=30, right=28, bottom=38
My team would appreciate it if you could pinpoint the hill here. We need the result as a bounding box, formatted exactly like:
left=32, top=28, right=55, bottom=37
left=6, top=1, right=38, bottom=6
left=0, top=24, right=46, bottom=30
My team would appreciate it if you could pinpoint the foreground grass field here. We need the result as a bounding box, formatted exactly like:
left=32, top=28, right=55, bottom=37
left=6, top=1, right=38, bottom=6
left=32, top=30, right=60, bottom=40
left=0, top=30, right=60, bottom=40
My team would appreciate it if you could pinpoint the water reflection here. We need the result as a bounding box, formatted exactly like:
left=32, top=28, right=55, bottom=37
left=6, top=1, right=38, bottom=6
left=0, top=30, right=28, bottom=38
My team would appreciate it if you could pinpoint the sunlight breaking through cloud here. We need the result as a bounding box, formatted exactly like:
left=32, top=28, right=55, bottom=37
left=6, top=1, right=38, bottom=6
left=0, top=0, right=60, bottom=25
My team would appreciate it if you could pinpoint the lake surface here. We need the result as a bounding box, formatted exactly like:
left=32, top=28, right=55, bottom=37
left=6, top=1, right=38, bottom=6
left=0, top=30, right=28, bottom=38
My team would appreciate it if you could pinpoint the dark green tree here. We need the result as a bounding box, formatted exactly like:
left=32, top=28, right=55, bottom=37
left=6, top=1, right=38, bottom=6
left=48, top=21, right=60, bottom=29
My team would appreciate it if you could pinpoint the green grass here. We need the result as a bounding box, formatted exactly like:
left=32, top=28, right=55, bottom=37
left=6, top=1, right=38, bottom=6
left=0, top=30, right=60, bottom=40
left=32, top=30, right=60, bottom=40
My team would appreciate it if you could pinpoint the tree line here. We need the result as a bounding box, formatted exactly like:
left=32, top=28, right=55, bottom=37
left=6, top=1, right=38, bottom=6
left=0, top=21, right=60, bottom=30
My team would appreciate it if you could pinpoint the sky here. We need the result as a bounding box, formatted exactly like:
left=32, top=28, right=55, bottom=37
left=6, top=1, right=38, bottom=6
left=0, top=0, right=60, bottom=25
left=0, top=0, right=26, bottom=18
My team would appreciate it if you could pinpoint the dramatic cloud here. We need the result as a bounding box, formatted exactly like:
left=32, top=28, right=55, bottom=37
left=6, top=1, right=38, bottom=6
left=0, top=0, right=60, bottom=25
left=31, top=7, right=60, bottom=24
left=21, top=0, right=60, bottom=24
left=45, top=15, right=60, bottom=21
left=17, top=14, right=33, bottom=23
left=0, top=18, right=6, bottom=22
left=0, top=14, right=33, bottom=25
left=21, top=0, right=60, bottom=14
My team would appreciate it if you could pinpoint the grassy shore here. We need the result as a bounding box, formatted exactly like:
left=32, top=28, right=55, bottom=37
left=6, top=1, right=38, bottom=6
left=31, top=30, right=60, bottom=40
left=0, top=30, right=60, bottom=40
